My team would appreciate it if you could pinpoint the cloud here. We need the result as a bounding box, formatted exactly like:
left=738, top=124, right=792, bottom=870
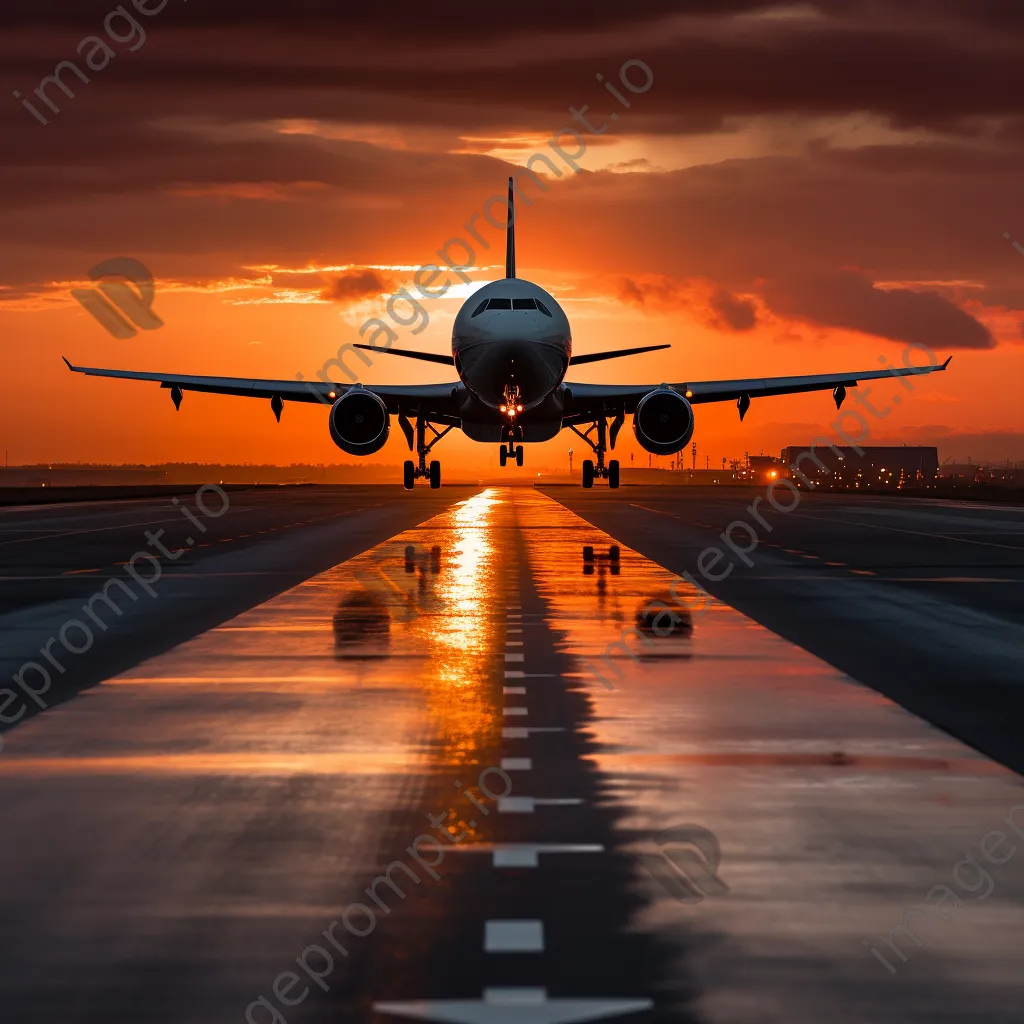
left=320, top=267, right=396, bottom=303
left=762, top=270, right=996, bottom=350
left=708, top=287, right=757, bottom=330
left=616, top=275, right=686, bottom=308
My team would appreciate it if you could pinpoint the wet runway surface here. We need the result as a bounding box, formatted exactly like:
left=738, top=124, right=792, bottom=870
left=549, top=486, right=1024, bottom=777
left=0, top=486, right=477, bottom=724
left=1, top=487, right=1022, bottom=1022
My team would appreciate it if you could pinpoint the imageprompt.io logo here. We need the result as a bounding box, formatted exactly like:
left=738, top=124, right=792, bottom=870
left=638, top=824, right=730, bottom=904
left=71, top=257, right=163, bottom=339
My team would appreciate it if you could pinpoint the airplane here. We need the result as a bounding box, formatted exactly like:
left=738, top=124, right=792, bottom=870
left=65, top=178, right=952, bottom=490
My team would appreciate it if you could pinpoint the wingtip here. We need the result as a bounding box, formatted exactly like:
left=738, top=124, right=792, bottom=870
left=62, top=356, right=74, bottom=371
left=941, top=355, right=953, bottom=369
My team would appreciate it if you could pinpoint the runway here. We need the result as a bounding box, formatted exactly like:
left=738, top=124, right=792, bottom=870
left=0, top=487, right=1022, bottom=1023
left=549, top=485, right=1024, bottom=776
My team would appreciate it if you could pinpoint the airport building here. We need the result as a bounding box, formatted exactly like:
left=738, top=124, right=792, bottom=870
left=780, top=445, right=939, bottom=490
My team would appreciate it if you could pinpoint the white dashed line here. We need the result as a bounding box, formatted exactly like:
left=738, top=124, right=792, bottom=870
left=502, top=707, right=528, bottom=716
left=504, top=670, right=525, bottom=678
left=484, top=920, right=544, bottom=952
left=500, top=757, right=532, bottom=770
left=502, top=686, right=526, bottom=694
left=504, top=653, right=524, bottom=662
left=491, top=843, right=603, bottom=867
left=502, top=726, right=564, bottom=738
left=497, top=796, right=583, bottom=813
left=448, top=842, right=606, bottom=867
left=505, top=641, right=524, bottom=647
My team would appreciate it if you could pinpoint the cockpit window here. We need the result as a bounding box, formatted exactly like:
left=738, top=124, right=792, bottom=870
left=471, top=300, right=488, bottom=317
left=535, top=299, right=552, bottom=317
left=487, top=298, right=512, bottom=310
left=512, top=298, right=536, bottom=310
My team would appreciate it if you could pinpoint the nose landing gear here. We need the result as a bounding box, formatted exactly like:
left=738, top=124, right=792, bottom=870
left=499, top=441, right=524, bottom=467
left=498, top=422, right=524, bottom=468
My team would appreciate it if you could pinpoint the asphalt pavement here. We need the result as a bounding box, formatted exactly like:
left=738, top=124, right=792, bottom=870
left=0, top=486, right=1021, bottom=1023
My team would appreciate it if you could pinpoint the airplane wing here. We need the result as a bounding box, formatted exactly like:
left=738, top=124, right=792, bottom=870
left=564, top=358, right=952, bottom=420
left=62, top=358, right=462, bottom=419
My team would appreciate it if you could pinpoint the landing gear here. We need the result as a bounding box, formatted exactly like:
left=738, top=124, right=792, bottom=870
left=400, top=409, right=453, bottom=489
left=570, top=405, right=625, bottom=489
left=498, top=435, right=525, bottom=470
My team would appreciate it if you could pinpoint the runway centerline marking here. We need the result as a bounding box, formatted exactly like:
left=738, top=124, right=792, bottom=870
left=484, top=920, right=544, bottom=953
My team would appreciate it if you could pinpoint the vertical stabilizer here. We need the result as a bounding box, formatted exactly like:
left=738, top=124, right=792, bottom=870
left=505, top=176, right=516, bottom=278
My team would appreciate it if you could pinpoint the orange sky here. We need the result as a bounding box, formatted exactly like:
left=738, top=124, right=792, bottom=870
left=3, top=2, right=1024, bottom=470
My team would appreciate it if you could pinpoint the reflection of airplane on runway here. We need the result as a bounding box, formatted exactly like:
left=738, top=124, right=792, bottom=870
left=66, top=179, right=952, bottom=490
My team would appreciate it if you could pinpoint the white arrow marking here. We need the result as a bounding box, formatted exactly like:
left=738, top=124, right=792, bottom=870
left=374, top=987, right=652, bottom=1024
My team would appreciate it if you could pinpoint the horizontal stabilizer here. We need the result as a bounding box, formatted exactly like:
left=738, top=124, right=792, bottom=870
left=352, top=344, right=453, bottom=366
left=569, top=344, right=670, bottom=366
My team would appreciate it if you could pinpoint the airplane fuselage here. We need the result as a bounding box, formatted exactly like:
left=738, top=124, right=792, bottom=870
left=451, top=278, right=571, bottom=442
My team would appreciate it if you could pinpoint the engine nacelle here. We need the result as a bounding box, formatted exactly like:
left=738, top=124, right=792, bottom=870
left=633, top=388, right=695, bottom=455
left=329, top=388, right=390, bottom=455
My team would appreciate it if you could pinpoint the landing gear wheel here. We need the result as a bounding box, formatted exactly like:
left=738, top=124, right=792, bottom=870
left=429, top=460, right=441, bottom=489
left=582, top=460, right=595, bottom=488
left=515, top=445, right=524, bottom=467
left=403, top=461, right=415, bottom=490
left=499, top=447, right=508, bottom=467
left=608, top=459, right=620, bottom=489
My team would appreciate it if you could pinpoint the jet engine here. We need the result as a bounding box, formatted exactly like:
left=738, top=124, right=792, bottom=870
left=633, top=388, right=695, bottom=455
left=329, top=388, right=390, bottom=455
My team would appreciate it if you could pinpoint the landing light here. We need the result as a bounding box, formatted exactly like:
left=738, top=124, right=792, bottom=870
left=500, top=405, right=507, bottom=412
left=328, top=391, right=337, bottom=399
left=685, top=390, right=693, bottom=398
left=769, top=470, right=778, bottom=478
left=516, top=404, right=523, bottom=412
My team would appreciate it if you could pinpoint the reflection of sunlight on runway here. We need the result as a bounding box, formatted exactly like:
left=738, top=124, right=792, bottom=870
left=414, top=488, right=504, bottom=767
left=0, top=489, right=509, bottom=781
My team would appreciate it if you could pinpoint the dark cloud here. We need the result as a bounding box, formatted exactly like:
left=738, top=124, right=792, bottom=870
left=708, top=287, right=757, bottom=331
left=615, top=276, right=684, bottom=308
left=320, top=267, right=394, bottom=303
left=762, top=270, right=995, bottom=350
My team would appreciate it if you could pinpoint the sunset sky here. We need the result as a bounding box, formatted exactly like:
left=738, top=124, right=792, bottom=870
left=3, top=1, right=1024, bottom=471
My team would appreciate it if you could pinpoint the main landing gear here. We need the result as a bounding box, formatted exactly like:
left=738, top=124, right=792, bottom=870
left=400, top=410, right=453, bottom=490
left=569, top=405, right=623, bottom=489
